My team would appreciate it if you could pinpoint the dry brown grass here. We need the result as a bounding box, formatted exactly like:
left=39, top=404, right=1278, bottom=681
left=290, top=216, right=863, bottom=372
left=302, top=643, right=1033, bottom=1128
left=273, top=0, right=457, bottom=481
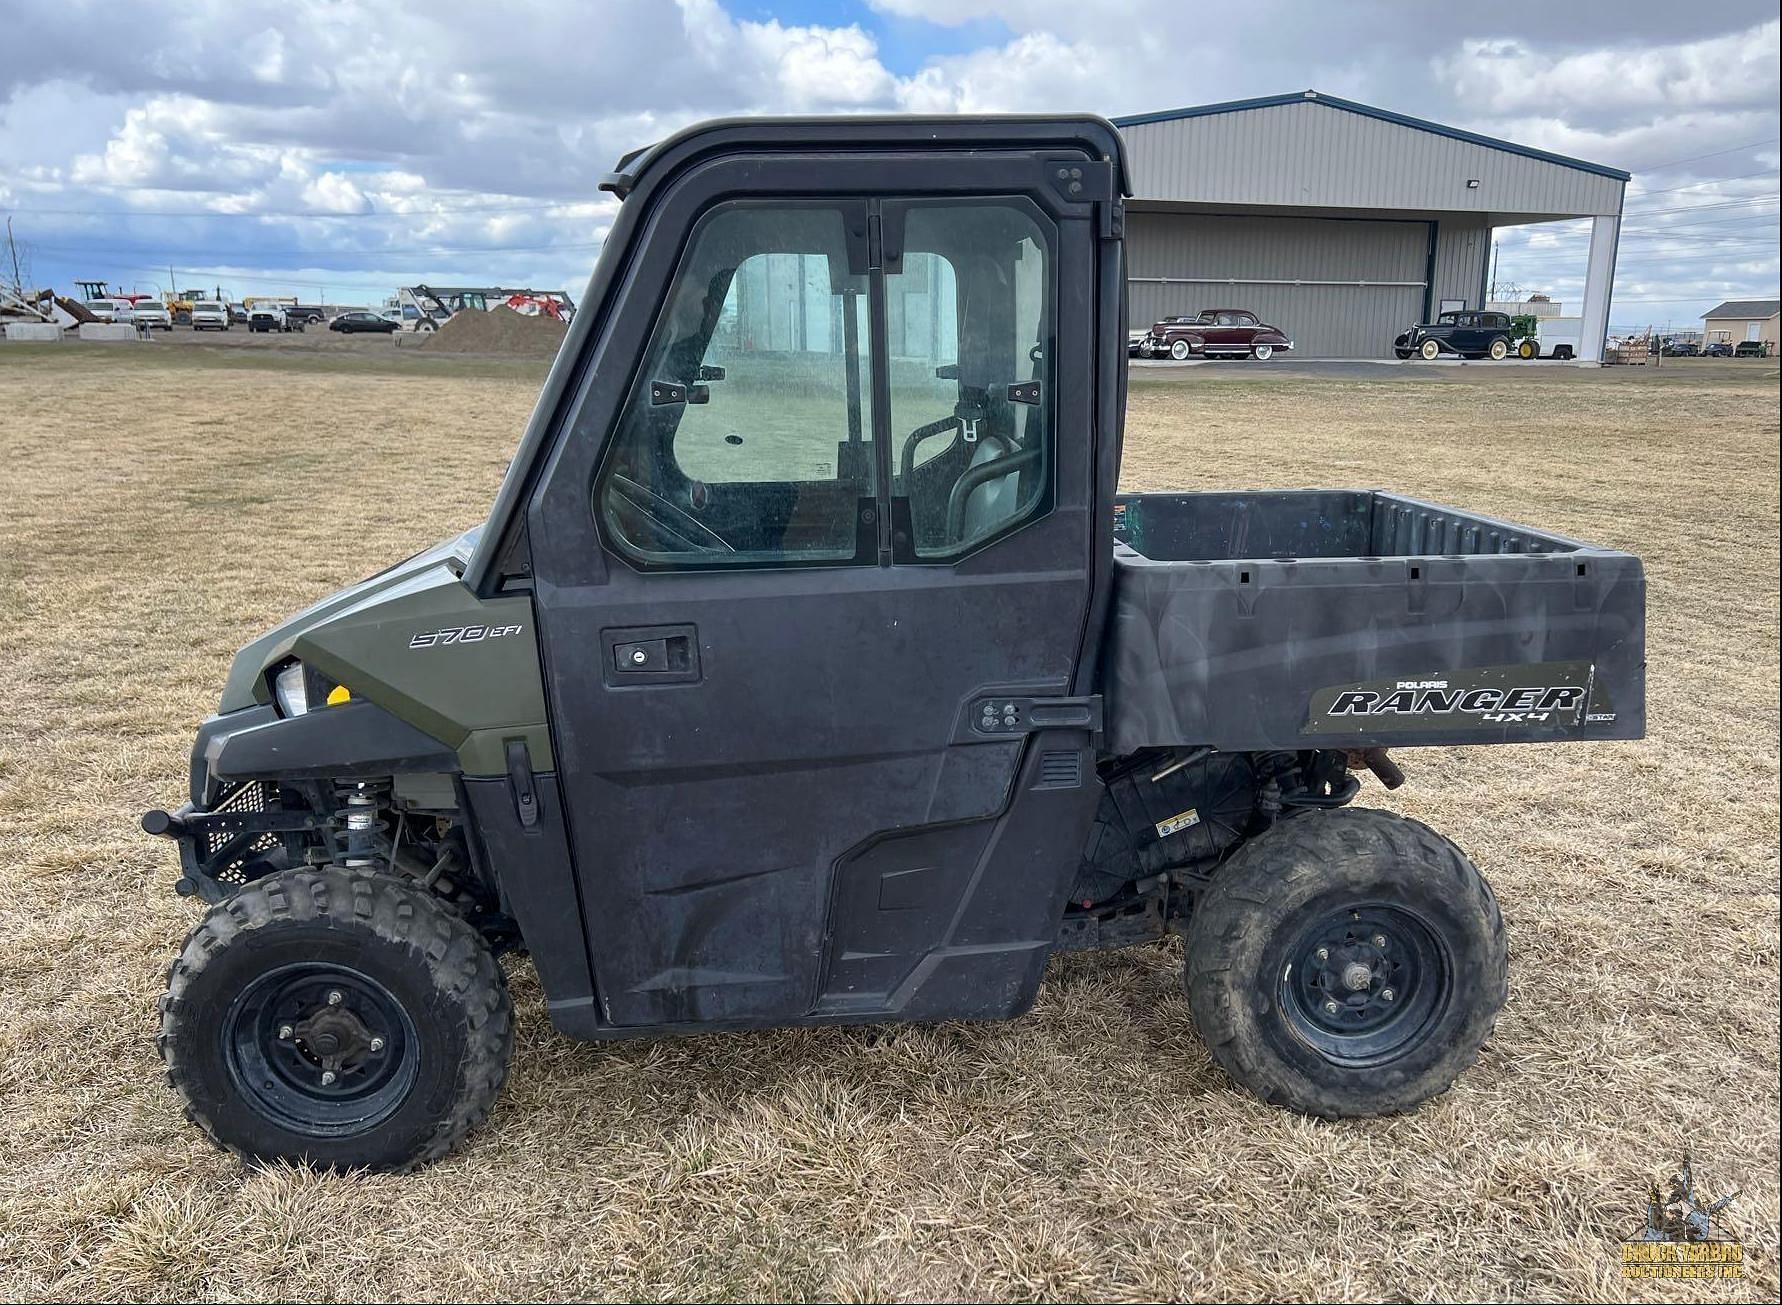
left=1, top=344, right=1777, bottom=1302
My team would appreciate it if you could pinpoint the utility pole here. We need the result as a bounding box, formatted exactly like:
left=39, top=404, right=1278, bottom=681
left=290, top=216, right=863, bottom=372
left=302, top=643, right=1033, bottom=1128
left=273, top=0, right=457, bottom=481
left=1488, top=241, right=1500, bottom=302
left=5, top=217, right=24, bottom=292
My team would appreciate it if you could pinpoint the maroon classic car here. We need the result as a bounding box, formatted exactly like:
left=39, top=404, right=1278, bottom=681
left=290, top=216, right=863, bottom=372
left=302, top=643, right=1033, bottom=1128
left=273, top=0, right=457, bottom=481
left=1137, top=308, right=1293, bottom=361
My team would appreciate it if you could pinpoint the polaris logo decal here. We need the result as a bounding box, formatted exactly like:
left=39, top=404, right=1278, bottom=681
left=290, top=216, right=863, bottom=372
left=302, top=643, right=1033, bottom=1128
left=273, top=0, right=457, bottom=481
left=409, top=623, right=523, bottom=649
left=1303, top=661, right=1614, bottom=736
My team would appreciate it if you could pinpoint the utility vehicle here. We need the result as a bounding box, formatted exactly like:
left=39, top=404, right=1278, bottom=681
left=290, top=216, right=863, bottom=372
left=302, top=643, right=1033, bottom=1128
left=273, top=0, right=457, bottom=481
left=145, top=115, right=1646, bottom=1172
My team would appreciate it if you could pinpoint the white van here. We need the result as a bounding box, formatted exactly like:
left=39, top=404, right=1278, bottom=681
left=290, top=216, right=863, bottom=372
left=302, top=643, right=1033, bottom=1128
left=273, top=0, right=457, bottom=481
left=84, top=298, right=134, bottom=324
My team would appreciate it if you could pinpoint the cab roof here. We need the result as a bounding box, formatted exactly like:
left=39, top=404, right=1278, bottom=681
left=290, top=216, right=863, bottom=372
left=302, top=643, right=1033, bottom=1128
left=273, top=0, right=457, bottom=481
left=600, top=114, right=1131, bottom=199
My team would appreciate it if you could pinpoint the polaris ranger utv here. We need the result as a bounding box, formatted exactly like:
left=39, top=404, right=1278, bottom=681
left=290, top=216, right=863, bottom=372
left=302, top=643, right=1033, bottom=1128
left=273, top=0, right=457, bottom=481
left=145, top=115, right=1645, bottom=1172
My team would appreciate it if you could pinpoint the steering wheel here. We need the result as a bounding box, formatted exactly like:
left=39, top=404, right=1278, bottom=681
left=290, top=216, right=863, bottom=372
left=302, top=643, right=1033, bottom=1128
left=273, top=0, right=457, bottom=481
left=609, top=473, right=735, bottom=553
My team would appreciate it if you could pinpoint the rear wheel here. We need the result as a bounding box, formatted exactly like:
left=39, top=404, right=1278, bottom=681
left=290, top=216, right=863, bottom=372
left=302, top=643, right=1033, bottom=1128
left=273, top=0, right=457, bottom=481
left=1169, top=338, right=1191, bottom=360
left=1488, top=337, right=1510, bottom=361
left=1252, top=344, right=1274, bottom=361
left=1419, top=338, right=1442, bottom=361
left=159, top=867, right=513, bottom=1171
left=1518, top=339, right=1538, bottom=360
left=1184, top=807, right=1506, bottom=1117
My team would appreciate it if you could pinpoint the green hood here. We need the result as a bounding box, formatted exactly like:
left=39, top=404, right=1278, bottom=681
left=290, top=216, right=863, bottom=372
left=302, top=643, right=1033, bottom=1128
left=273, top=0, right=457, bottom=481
left=216, top=525, right=552, bottom=775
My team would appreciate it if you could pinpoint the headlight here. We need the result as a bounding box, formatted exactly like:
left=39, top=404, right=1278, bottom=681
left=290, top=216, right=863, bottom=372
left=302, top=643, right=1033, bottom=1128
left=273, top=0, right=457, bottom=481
left=272, top=660, right=310, bottom=717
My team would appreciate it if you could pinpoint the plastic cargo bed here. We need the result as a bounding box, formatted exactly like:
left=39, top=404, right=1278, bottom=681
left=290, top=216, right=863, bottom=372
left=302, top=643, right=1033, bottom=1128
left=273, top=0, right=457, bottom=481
left=1104, top=490, right=1646, bottom=753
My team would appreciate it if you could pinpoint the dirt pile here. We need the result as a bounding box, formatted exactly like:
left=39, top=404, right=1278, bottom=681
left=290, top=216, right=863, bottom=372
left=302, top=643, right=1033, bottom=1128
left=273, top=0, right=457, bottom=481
left=421, top=305, right=568, bottom=356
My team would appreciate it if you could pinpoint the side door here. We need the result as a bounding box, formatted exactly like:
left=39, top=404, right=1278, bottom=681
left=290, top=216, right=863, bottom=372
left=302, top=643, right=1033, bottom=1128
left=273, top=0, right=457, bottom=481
left=524, top=152, right=1106, bottom=1029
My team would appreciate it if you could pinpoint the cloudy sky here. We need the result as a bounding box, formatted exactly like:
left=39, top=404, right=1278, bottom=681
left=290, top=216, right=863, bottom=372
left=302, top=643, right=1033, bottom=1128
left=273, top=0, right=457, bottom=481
left=2, top=1, right=1775, bottom=331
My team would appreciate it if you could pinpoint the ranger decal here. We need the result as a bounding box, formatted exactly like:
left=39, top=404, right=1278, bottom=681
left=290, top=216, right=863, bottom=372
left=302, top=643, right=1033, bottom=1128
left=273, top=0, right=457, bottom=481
left=1302, top=661, right=1616, bottom=736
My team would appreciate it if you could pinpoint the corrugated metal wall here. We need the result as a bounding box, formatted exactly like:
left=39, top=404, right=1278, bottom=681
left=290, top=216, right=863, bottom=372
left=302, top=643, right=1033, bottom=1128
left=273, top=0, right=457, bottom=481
left=1431, top=217, right=1489, bottom=313
left=1121, top=99, right=1625, bottom=218
left=1127, top=212, right=1432, bottom=357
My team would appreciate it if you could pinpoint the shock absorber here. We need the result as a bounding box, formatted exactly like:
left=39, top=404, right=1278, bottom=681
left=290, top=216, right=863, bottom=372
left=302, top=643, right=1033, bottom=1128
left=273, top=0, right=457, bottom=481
left=337, top=783, right=389, bottom=867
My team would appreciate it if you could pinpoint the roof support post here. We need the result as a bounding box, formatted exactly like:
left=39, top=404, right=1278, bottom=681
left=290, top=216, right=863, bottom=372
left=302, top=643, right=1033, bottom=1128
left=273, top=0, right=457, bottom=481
left=1577, top=214, right=1619, bottom=364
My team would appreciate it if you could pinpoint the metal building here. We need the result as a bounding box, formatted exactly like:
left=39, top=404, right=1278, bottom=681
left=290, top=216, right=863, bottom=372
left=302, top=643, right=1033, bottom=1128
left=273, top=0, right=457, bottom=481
left=1115, top=91, right=1628, bottom=361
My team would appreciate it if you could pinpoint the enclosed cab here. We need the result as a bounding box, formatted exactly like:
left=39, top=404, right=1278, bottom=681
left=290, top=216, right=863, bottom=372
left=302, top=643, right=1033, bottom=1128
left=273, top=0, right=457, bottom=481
left=144, top=115, right=1644, bottom=1173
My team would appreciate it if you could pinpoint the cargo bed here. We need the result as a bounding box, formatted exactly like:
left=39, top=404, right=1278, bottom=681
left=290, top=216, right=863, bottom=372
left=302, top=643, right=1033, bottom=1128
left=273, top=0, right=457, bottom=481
left=1104, top=490, right=1646, bottom=754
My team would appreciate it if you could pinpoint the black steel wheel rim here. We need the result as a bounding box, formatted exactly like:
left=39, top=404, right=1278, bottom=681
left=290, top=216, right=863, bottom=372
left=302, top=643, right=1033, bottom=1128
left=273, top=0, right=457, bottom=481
left=1279, top=903, right=1451, bottom=1067
left=223, top=962, right=420, bottom=1137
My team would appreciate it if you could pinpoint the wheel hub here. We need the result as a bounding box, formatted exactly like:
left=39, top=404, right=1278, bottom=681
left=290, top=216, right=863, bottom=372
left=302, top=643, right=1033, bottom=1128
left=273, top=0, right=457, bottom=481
left=1279, top=904, right=1450, bottom=1066
left=224, top=962, right=418, bottom=1136
left=291, top=1003, right=380, bottom=1076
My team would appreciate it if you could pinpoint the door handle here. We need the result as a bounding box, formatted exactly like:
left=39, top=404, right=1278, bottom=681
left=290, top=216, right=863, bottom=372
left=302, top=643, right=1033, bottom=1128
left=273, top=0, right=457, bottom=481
left=602, top=624, right=701, bottom=684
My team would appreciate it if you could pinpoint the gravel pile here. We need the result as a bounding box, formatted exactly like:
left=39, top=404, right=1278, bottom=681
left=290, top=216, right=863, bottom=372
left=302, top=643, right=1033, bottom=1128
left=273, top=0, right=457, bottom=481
left=421, top=306, right=568, bottom=356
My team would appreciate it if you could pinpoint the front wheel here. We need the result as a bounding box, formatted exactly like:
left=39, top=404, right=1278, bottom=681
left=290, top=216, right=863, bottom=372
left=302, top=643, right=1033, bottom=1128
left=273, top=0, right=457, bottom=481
left=1488, top=337, right=1510, bottom=361
left=1169, top=338, right=1191, bottom=361
left=1419, top=338, right=1442, bottom=361
left=159, top=867, right=513, bottom=1171
left=1518, top=339, right=1538, bottom=360
left=1252, top=344, right=1273, bottom=361
left=1184, top=807, right=1506, bottom=1118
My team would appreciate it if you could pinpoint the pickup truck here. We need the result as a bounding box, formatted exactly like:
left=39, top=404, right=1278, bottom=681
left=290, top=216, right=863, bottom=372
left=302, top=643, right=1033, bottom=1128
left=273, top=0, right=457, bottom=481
left=143, top=115, right=1646, bottom=1173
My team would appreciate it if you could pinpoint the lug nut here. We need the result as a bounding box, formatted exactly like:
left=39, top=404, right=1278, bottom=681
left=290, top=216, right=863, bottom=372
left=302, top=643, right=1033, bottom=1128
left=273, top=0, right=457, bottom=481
left=320, top=1070, right=337, bottom=1086
left=369, top=1037, right=385, bottom=1053
left=1372, top=934, right=1387, bottom=948
left=1315, top=947, right=1329, bottom=962
left=326, top=990, right=343, bottom=1006
left=278, top=1024, right=294, bottom=1039
left=1324, top=999, right=1341, bottom=1015
left=1381, top=988, right=1396, bottom=1002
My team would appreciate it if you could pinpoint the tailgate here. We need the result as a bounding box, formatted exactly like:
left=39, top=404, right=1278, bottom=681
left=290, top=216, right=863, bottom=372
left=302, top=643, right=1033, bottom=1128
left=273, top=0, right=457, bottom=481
left=1104, top=492, right=1646, bottom=754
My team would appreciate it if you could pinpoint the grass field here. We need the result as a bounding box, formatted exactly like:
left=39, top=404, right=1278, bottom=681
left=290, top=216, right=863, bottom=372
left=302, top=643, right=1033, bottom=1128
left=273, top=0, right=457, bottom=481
left=1, top=343, right=1777, bottom=1302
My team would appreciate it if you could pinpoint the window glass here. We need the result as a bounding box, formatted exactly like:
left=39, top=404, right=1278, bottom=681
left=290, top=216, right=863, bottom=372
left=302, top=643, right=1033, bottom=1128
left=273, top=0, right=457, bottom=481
left=596, top=203, right=874, bottom=566
left=886, top=203, right=1052, bottom=559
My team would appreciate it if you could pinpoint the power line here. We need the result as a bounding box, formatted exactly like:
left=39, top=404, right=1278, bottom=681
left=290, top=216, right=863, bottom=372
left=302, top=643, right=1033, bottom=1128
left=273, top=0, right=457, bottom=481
left=1621, top=137, right=1781, bottom=173
left=1628, top=168, right=1780, bottom=199
left=26, top=234, right=606, bottom=262
left=2, top=197, right=610, bottom=221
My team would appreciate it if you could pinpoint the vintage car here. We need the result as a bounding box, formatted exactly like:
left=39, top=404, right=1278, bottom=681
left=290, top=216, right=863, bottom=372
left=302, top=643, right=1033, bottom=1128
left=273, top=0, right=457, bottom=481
left=1138, top=309, right=1293, bottom=360
left=1394, top=310, right=1514, bottom=360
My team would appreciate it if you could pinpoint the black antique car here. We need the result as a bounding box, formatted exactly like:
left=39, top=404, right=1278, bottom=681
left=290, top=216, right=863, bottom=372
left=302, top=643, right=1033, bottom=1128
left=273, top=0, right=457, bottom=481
left=1394, top=310, right=1514, bottom=361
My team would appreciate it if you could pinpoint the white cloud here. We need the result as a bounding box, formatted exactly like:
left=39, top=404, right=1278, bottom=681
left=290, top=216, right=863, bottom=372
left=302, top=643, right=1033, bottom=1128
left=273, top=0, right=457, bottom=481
left=1437, top=20, right=1781, bottom=116
left=1, top=0, right=1774, bottom=320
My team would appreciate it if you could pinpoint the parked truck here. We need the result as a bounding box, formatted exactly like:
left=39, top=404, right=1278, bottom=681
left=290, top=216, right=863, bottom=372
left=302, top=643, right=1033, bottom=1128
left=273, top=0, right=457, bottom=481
left=143, top=115, right=1646, bottom=1172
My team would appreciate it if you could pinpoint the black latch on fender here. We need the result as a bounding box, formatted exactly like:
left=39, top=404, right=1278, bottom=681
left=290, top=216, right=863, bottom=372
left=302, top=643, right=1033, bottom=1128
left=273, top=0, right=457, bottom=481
left=505, top=740, right=540, bottom=829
